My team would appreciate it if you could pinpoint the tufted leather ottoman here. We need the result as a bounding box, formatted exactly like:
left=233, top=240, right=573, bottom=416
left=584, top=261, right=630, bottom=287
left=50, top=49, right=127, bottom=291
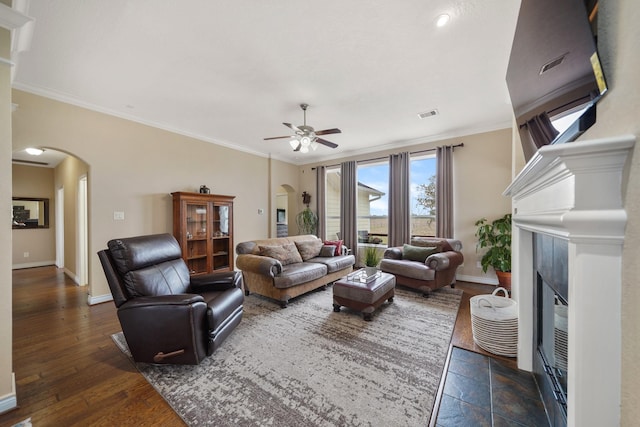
left=333, top=271, right=396, bottom=321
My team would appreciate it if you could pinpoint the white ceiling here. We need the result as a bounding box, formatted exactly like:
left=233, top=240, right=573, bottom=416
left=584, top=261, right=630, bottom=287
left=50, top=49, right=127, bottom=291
left=11, top=0, right=521, bottom=165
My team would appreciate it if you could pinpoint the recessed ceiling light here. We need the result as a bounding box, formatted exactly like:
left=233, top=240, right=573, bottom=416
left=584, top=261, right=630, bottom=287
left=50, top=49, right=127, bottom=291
left=25, top=148, right=44, bottom=156
left=436, top=14, right=450, bottom=27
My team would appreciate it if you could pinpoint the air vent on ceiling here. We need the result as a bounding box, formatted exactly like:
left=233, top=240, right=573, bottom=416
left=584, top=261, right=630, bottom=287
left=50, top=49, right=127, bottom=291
left=418, top=109, right=439, bottom=119
left=540, top=53, right=568, bottom=75
left=12, top=159, right=49, bottom=166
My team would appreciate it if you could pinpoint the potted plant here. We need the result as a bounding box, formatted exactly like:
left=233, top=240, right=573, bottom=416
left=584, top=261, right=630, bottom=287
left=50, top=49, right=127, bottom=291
left=295, top=191, right=318, bottom=235
left=296, top=207, right=318, bottom=235
left=363, top=245, right=382, bottom=277
left=475, top=213, right=512, bottom=291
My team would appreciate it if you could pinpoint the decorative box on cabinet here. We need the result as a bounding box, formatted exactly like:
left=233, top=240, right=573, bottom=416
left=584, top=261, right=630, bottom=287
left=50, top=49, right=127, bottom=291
left=171, top=192, right=235, bottom=275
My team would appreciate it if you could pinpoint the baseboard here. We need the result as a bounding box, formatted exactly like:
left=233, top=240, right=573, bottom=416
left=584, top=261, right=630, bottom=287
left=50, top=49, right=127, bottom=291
left=456, top=274, right=498, bottom=286
left=12, top=260, right=56, bottom=269
left=88, top=293, right=113, bottom=306
left=0, top=373, right=17, bottom=414
left=62, top=268, right=81, bottom=285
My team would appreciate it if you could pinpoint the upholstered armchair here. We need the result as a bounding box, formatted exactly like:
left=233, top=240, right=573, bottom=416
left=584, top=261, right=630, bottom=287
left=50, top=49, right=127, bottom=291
left=98, top=233, right=244, bottom=365
left=380, top=237, right=463, bottom=296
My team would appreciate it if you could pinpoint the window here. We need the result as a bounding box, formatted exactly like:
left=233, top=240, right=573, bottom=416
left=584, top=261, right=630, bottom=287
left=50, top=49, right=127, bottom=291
left=357, top=161, right=389, bottom=245
left=324, top=167, right=341, bottom=241
left=410, top=155, right=437, bottom=237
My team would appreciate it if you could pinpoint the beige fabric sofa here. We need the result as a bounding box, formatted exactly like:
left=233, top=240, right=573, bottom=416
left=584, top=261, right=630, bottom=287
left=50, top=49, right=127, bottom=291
left=236, top=235, right=355, bottom=307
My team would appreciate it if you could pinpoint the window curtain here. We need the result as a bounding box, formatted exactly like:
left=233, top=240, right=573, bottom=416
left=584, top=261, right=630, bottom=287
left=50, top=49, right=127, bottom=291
left=315, top=166, right=326, bottom=240
left=340, top=161, right=357, bottom=260
left=388, top=152, right=411, bottom=247
left=436, top=145, right=454, bottom=238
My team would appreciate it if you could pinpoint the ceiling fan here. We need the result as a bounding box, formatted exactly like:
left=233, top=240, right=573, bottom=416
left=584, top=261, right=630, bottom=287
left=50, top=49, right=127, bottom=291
left=264, top=104, right=341, bottom=152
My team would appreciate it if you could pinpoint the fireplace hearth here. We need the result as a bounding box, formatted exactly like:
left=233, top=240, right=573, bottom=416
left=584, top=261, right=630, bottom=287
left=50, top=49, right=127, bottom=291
left=505, top=135, right=635, bottom=427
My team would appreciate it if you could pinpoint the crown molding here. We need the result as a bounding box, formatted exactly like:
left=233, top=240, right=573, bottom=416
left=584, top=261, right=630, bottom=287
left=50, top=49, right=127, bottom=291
left=0, top=2, right=33, bottom=30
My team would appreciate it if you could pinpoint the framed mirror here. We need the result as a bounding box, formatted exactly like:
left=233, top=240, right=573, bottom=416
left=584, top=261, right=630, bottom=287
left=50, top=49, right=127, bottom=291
left=12, top=197, right=50, bottom=229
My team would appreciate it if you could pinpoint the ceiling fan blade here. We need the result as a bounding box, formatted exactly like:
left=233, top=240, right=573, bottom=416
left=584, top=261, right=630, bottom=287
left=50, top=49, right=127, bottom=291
left=283, top=122, right=301, bottom=132
left=294, top=142, right=302, bottom=152
left=264, top=135, right=292, bottom=140
left=316, top=138, right=338, bottom=149
left=315, top=128, right=341, bottom=136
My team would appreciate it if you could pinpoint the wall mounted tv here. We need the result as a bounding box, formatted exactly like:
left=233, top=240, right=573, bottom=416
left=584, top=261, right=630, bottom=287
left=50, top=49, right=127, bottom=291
left=506, top=0, right=607, bottom=161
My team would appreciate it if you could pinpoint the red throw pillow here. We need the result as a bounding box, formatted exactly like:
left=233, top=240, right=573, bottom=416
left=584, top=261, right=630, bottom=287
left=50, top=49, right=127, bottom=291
left=324, top=240, right=343, bottom=256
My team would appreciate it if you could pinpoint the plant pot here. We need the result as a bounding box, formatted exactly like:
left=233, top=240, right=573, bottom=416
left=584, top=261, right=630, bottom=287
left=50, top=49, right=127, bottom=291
left=365, top=266, right=378, bottom=277
left=495, top=271, right=512, bottom=292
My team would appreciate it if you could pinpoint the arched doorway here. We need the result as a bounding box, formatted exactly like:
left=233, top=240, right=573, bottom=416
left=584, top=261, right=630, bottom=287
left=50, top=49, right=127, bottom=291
left=11, top=147, right=90, bottom=286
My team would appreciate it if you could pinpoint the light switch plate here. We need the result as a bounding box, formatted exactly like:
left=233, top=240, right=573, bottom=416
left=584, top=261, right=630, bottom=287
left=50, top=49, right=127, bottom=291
left=114, top=211, right=125, bottom=220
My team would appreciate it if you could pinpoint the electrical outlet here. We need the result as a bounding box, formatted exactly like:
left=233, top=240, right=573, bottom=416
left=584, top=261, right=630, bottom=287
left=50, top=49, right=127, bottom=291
left=476, top=261, right=482, bottom=268
left=113, top=211, right=125, bottom=220
left=23, top=252, right=29, bottom=258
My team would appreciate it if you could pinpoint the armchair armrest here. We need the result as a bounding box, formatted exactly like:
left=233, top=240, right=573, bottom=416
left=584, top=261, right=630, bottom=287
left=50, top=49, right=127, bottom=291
left=425, top=251, right=464, bottom=271
left=236, top=254, right=282, bottom=277
left=117, top=294, right=210, bottom=364
left=383, top=247, right=403, bottom=260
left=118, top=294, right=205, bottom=310
left=190, top=270, right=243, bottom=292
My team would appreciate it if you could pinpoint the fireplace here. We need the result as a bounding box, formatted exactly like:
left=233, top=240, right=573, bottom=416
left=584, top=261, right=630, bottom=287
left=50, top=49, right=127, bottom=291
left=505, top=135, right=635, bottom=427
left=533, top=233, right=569, bottom=425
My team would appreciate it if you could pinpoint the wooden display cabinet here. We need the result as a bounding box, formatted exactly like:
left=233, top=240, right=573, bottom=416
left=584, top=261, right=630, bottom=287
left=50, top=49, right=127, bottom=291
left=172, top=192, right=235, bottom=275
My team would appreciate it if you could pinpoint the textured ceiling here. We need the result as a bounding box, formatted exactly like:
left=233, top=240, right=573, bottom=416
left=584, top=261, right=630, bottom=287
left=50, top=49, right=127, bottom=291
left=12, top=0, right=521, bottom=165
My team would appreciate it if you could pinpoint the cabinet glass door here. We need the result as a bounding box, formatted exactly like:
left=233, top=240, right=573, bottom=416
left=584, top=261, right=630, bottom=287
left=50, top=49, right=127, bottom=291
left=211, top=204, right=230, bottom=270
left=185, top=202, right=209, bottom=274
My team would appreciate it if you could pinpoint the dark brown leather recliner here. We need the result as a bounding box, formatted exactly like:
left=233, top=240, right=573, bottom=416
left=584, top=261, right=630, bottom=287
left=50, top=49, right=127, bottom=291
left=98, top=233, right=244, bottom=365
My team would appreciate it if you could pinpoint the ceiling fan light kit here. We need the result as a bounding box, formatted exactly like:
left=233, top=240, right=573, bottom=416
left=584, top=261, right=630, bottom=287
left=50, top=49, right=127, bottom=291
left=265, top=104, right=341, bottom=153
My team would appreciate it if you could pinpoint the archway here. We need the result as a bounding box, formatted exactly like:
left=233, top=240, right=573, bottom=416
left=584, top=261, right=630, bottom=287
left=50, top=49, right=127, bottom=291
left=11, top=147, right=90, bottom=286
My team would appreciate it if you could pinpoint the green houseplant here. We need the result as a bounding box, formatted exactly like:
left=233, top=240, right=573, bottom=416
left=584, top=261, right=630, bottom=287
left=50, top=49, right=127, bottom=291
left=296, top=207, right=318, bottom=235
left=474, top=213, right=512, bottom=290
left=363, top=245, right=383, bottom=276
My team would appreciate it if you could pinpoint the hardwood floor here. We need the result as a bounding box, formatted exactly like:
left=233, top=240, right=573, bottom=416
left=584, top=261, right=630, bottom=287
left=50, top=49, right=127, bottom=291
left=1, top=268, right=513, bottom=426
left=1, top=266, right=184, bottom=427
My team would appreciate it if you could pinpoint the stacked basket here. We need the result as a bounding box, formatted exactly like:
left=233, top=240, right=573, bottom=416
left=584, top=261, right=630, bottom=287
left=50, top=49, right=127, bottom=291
left=470, top=287, right=518, bottom=357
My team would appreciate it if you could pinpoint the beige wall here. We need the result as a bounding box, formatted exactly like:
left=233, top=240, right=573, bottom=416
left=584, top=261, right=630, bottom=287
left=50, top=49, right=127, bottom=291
left=299, top=128, right=513, bottom=283
left=53, top=155, right=89, bottom=281
left=580, top=1, right=640, bottom=423
left=0, top=22, right=14, bottom=408
left=11, top=164, right=55, bottom=267
left=11, top=90, right=278, bottom=302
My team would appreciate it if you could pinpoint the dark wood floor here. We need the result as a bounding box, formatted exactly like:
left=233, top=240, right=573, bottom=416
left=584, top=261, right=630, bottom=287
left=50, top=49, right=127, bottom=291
left=1, top=267, right=511, bottom=426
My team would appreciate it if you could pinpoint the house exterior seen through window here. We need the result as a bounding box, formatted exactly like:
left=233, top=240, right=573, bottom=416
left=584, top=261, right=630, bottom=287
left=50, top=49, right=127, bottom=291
left=323, top=154, right=437, bottom=244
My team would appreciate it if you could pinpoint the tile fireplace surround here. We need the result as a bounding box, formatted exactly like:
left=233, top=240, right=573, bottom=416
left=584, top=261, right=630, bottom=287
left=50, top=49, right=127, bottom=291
left=505, top=134, right=635, bottom=426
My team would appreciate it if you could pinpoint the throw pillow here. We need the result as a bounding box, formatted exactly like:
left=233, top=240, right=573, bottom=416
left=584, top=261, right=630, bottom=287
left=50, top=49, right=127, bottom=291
left=319, top=245, right=337, bottom=257
left=411, top=238, right=446, bottom=252
left=323, top=239, right=343, bottom=256
left=294, top=239, right=323, bottom=261
left=402, top=244, right=439, bottom=263
left=259, top=244, right=303, bottom=265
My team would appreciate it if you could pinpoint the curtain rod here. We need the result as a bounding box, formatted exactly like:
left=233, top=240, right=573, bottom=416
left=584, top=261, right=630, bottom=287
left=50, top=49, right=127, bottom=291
left=311, top=142, right=464, bottom=170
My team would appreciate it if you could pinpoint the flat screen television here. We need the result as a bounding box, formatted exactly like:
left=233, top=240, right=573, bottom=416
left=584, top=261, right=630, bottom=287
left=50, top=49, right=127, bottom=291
left=506, top=0, right=607, bottom=161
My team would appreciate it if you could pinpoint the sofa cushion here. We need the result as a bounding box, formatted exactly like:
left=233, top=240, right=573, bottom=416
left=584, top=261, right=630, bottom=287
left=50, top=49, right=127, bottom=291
left=379, top=258, right=436, bottom=282
left=402, top=244, right=439, bottom=262
left=273, top=262, right=327, bottom=289
left=294, top=239, right=324, bottom=261
left=319, top=245, right=337, bottom=257
left=323, top=239, right=343, bottom=256
left=307, top=254, right=356, bottom=273
left=259, top=244, right=303, bottom=265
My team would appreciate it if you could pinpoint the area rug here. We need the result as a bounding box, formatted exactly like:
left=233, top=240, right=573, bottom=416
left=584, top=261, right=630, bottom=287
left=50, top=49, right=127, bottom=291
left=112, top=286, right=462, bottom=426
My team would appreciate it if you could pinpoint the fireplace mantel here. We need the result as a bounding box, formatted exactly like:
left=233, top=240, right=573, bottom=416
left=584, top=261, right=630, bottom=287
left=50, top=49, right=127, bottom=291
left=504, top=134, right=635, bottom=427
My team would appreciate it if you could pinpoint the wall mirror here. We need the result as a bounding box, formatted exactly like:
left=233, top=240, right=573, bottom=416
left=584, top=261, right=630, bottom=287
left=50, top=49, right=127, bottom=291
left=12, top=197, right=50, bottom=229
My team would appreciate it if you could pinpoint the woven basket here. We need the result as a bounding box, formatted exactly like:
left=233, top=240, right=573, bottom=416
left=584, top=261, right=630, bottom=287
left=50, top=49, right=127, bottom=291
left=470, top=287, right=518, bottom=357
